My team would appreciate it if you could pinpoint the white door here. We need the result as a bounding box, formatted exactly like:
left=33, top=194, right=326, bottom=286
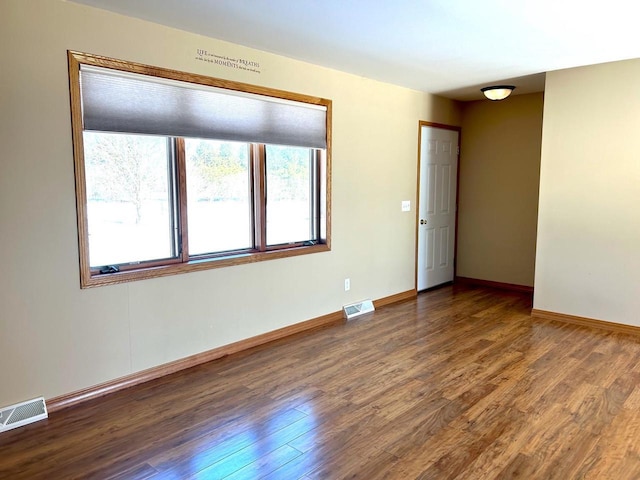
left=417, top=126, right=459, bottom=290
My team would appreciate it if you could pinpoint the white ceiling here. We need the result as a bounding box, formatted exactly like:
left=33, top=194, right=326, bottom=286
left=71, top=0, right=640, bottom=101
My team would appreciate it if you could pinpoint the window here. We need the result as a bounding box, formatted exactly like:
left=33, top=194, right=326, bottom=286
left=68, top=51, right=331, bottom=287
left=84, top=132, right=177, bottom=267
left=184, top=139, right=252, bottom=255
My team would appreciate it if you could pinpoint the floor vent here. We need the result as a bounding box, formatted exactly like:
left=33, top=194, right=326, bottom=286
left=343, top=299, right=375, bottom=320
left=0, top=397, right=48, bottom=433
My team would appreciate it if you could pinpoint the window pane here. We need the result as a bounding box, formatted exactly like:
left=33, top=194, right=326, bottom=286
left=265, top=145, right=314, bottom=246
left=84, top=132, right=175, bottom=267
left=185, top=139, right=252, bottom=255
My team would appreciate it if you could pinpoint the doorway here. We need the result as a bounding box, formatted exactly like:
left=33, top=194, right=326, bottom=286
left=416, top=122, right=460, bottom=291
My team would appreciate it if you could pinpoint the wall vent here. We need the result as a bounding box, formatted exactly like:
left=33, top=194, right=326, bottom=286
left=343, top=299, right=375, bottom=320
left=0, top=397, right=48, bottom=433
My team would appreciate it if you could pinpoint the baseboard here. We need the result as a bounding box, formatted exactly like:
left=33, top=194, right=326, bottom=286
left=374, top=289, right=417, bottom=308
left=455, top=276, right=533, bottom=294
left=47, top=289, right=415, bottom=412
left=47, top=311, right=343, bottom=412
left=531, top=309, right=640, bottom=336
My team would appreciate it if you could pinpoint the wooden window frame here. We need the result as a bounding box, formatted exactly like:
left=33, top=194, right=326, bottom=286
left=68, top=51, right=331, bottom=288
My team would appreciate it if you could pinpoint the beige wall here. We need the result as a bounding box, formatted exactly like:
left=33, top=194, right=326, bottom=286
left=534, top=59, right=640, bottom=325
left=457, top=93, right=543, bottom=287
left=0, top=0, right=461, bottom=406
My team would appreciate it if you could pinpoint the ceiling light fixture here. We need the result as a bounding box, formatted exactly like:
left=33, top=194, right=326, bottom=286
left=481, top=85, right=515, bottom=101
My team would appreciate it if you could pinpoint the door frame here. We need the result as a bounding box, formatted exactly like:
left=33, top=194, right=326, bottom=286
left=415, top=121, right=462, bottom=291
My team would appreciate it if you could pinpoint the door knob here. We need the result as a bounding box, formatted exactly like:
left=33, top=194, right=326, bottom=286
left=420, top=219, right=427, bottom=225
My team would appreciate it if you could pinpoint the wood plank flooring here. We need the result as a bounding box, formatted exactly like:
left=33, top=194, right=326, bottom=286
left=3, top=285, right=640, bottom=479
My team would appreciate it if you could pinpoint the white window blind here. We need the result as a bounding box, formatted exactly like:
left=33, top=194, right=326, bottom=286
left=79, top=66, right=327, bottom=149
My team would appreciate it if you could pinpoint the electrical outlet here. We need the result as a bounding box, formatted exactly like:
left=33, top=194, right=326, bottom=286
left=344, top=278, right=350, bottom=291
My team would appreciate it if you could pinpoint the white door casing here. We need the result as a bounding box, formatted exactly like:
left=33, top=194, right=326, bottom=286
left=417, top=125, right=459, bottom=290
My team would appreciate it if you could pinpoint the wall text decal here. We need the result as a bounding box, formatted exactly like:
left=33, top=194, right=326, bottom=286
left=195, top=49, right=261, bottom=74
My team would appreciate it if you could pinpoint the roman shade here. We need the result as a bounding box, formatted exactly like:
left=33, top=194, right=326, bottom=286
left=79, top=66, right=328, bottom=149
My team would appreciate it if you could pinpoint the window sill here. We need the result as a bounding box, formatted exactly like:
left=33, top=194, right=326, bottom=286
left=81, top=243, right=330, bottom=288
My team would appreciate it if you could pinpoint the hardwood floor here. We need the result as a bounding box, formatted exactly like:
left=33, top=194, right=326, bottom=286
left=3, top=285, right=640, bottom=479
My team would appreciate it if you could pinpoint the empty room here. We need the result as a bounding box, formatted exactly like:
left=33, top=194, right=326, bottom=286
left=2, top=1, right=640, bottom=478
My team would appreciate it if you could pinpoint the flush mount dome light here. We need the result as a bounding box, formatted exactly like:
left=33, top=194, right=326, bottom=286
left=481, top=85, right=515, bottom=101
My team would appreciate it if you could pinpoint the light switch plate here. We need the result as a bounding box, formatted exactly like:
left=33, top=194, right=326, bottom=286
left=401, top=200, right=411, bottom=212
